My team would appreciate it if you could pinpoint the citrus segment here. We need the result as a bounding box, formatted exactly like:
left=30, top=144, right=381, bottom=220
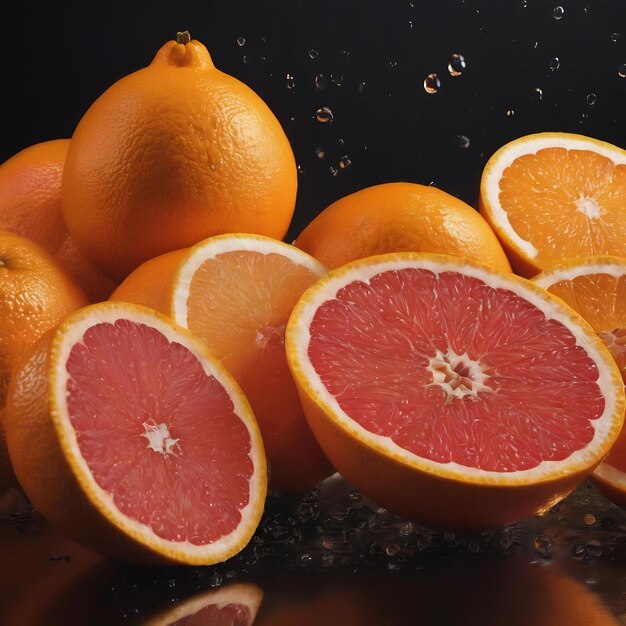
left=6, top=303, right=266, bottom=564
left=534, top=256, right=626, bottom=508
left=111, top=234, right=333, bottom=492
left=286, top=253, right=625, bottom=528
left=480, top=133, right=626, bottom=276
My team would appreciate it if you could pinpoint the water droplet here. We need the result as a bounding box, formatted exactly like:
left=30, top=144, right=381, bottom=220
left=242, top=55, right=251, bottom=64
left=618, top=63, right=626, bottom=78
left=611, top=32, right=620, bottom=43
left=571, top=543, right=586, bottom=558
left=314, top=106, right=334, bottom=123
left=315, top=146, right=325, bottom=159
left=553, top=6, right=565, bottom=20
left=225, top=570, right=237, bottom=579
left=534, top=87, right=543, bottom=100
left=469, top=542, right=480, bottom=553
left=315, top=74, right=329, bottom=90
left=337, top=138, right=345, bottom=147
left=399, top=521, right=414, bottom=536
left=236, top=36, right=246, bottom=47
left=329, top=165, right=338, bottom=177
left=208, top=572, right=223, bottom=588
left=338, top=155, right=351, bottom=169
left=447, top=53, right=467, bottom=77
left=579, top=112, right=589, bottom=124
left=519, top=0, right=528, bottom=7
left=409, top=19, right=414, bottom=29
left=423, top=73, right=441, bottom=94
left=534, top=535, right=552, bottom=553
left=389, top=60, right=398, bottom=68
left=308, top=49, right=319, bottom=60
left=300, top=553, right=312, bottom=563
left=586, top=93, right=597, bottom=106
left=458, top=135, right=470, bottom=149
left=385, top=542, right=401, bottom=557
left=342, top=49, right=350, bottom=57
left=583, top=513, right=596, bottom=524
left=297, top=165, right=305, bottom=175
left=506, top=109, right=515, bottom=117
left=331, top=73, right=344, bottom=86
left=586, top=539, right=602, bottom=558
left=549, top=57, right=560, bottom=71
left=167, top=579, right=176, bottom=588
left=358, top=81, right=366, bottom=93
left=533, top=40, right=540, bottom=49
left=286, top=73, right=295, bottom=90
left=444, top=531, right=456, bottom=542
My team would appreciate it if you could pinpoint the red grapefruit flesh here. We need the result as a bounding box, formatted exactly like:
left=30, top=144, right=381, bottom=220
left=6, top=303, right=266, bottom=564
left=286, top=253, right=625, bottom=529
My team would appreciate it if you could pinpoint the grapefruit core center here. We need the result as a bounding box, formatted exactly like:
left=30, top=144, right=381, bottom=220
left=61, top=318, right=255, bottom=546
left=427, top=348, right=492, bottom=399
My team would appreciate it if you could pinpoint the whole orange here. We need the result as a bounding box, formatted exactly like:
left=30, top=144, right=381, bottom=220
left=0, top=140, right=117, bottom=301
left=0, top=231, right=87, bottom=487
left=63, top=33, right=297, bottom=280
left=294, top=182, right=512, bottom=273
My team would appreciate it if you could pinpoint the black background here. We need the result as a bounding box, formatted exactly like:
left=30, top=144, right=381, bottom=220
left=3, top=0, right=626, bottom=238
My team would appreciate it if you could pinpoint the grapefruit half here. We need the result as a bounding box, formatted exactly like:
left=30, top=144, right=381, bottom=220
left=5, top=302, right=266, bottom=564
left=286, top=253, right=625, bottom=529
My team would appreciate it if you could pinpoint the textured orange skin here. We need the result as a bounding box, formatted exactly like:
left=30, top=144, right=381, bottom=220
left=0, top=232, right=87, bottom=487
left=111, top=243, right=333, bottom=492
left=295, top=182, right=512, bottom=273
left=298, top=391, right=596, bottom=530
left=63, top=39, right=297, bottom=281
left=0, top=141, right=117, bottom=301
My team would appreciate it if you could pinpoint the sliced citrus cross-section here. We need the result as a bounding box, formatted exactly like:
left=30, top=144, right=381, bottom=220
left=534, top=256, right=626, bottom=509
left=5, top=302, right=266, bottom=564
left=480, top=132, right=626, bottom=276
left=111, top=234, right=332, bottom=492
left=286, top=253, right=625, bottom=529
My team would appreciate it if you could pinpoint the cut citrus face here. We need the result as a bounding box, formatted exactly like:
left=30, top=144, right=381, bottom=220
left=480, top=132, right=626, bottom=276
left=141, top=583, right=263, bottom=626
left=111, top=234, right=333, bottom=492
left=534, top=256, right=626, bottom=509
left=286, top=253, right=625, bottom=529
left=5, top=302, right=266, bottom=564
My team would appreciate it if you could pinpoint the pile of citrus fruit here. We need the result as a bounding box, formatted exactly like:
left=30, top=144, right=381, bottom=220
left=0, top=32, right=625, bottom=565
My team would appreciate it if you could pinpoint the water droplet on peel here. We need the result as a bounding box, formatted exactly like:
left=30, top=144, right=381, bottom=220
left=339, top=155, right=351, bottom=169
left=586, top=93, right=597, bottom=105
left=308, top=49, right=319, bottom=60
left=611, top=32, right=620, bottom=43
left=549, top=57, right=560, bottom=71
left=423, top=73, right=441, bottom=94
left=314, top=106, right=334, bottom=123
left=506, top=109, right=515, bottom=117
left=448, top=53, right=467, bottom=76
left=584, top=513, right=596, bottom=525
left=286, top=73, right=295, bottom=90
left=553, top=6, right=565, bottom=20
left=458, top=135, right=470, bottom=149
left=619, top=63, right=626, bottom=78
left=236, top=36, right=246, bottom=46
left=315, top=74, right=329, bottom=90
left=315, top=146, right=325, bottom=159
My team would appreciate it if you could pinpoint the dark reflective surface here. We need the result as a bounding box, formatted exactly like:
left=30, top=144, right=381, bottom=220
left=1, top=478, right=625, bottom=624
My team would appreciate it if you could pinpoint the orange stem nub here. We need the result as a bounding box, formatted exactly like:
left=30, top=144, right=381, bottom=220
left=176, top=31, right=191, bottom=44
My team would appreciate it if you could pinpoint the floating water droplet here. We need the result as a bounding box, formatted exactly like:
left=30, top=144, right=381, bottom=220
left=342, top=49, right=350, bottom=57
left=242, top=55, right=251, bottom=64
left=315, top=74, right=329, bottom=90
left=618, top=63, right=626, bottom=78
left=611, top=32, right=620, bottom=43
left=286, top=73, right=295, bottom=90
left=519, top=0, right=528, bottom=7
left=534, top=87, right=543, bottom=100
left=329, top=165, right=338, bottom=177
left=297, top=165, right=305, bottom=175
left=553, top=6, right=565, bottom=20
left=583, top=513, right=596, bottom=524
left=385, top=543, right=401, bottom=557
left=389, top=60, right=398, bottom=68
left=549, top=57, right=560, bottom=71
left=331, top=73, right=344, bottom=86
left=423, top=73, right=441, bottom=94
left=579, top=112, right=589, bottom=124
left=469, top=542, right=480, bottom=553
left=315, top=146, right=325, bottom=159
left=236, top=36, right=246, bottom=47
left=448, top=53, right=466, bottom=76
left=506, top=109, right=515, bottom=117
left=586, top=93, right=597, bottom=105
left=338, top=155, right=351, bottom=169
left=225, top=570, right=237, bottom=580
left=409, top=19, right=414, bottom=29
left=358, top=81, right=366, bottom=93
left=167, top=579, right=176, bottom=588
left=444, top=531, right=456, bottom=542
left=208, top=572, right=223, bottom=588
left=308, top=49, right=319, bottom=60
left=571, top=544, right=586, bottom=558
left=314, top=106, right=334, bottom=123
left=338, top=138, right=345, bottom=147
left=533, top=40, right=539, bottom=49
left=458, top=135, right=470, bottom=149
left=300, top=553, right=312, bottom=563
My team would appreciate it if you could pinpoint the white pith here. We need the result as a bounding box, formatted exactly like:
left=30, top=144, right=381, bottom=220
left=534, top=259, right=626, bottom=287
left=483, top=134, right=626, bottom=261
left=426, top=348, right=493, bottom=399
left=594, top=462, right=626, bottom=485
left=52, top=304, right=266, bottom=562
left=289, top=256, right=622, bottom=485
left=141, top=583, right=263, bottom=626
left=142, top=420, right=180, bottom=457
left=172, top=234, right=327, bottom=328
